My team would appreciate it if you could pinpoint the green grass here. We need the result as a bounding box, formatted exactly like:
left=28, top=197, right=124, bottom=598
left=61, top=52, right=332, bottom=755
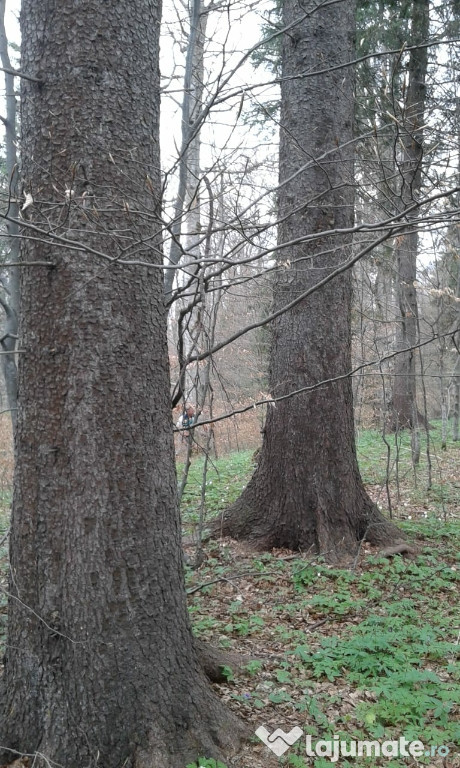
left=0, top=487, right=11, bottom=517
left=356, top=421, right=459, bottom=496
left=179, top=422, right=459, bottom=532
left=179, top=449, right=254, bottom=526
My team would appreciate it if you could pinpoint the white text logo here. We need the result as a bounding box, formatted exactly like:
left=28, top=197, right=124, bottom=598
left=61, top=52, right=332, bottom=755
left=255, top=726, right=303, bottom=756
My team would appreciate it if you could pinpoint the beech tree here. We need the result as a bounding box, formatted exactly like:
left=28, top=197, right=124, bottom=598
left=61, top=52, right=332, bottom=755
left=215, top=0, right=404, bottom=558
left=0, top=1, right=244, bottom=765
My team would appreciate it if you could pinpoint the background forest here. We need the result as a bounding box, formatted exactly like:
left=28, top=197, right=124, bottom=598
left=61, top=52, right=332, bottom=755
left=1, top=0, right=459, bottom=479
left=0, top=0, right=459, bottom=766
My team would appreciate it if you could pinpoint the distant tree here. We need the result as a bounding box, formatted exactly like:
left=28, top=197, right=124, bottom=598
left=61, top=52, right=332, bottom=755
left=0, top=0, right=244, bottom=765
left=164, top=0, right=208, bottom=302
left=0, top=0, right=19, bottom=432
left=387, top=0, right=430, bottom=441
left=214, top=0, right=404, bottom=558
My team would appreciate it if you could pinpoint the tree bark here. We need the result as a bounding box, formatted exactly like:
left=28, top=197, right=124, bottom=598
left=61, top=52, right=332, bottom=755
left=214, top=0, right=403, bottom=560
left=450, top=93, right=460, bottom=442
left=388, top=0, right=429, bottom=433
left=0, top=0, right=20, bottom=434
left=164, top=0, right=207, bottom=302
left=452, top=362, right=460, bottom=441
left=167, top=0, right=211, bottom=412
left=0, top=2, right=245, bottom=766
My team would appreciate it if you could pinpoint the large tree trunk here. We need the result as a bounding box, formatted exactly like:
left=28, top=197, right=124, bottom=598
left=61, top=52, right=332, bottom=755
left=388, top=0, right=429, bottom=433
left=216, top=0, right=403, bottom=560
left=0, top=2, right=245, bottom=766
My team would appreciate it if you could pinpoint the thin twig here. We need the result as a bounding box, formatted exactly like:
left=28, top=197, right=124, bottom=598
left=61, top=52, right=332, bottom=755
left=0, top=65, right=42, bottom=83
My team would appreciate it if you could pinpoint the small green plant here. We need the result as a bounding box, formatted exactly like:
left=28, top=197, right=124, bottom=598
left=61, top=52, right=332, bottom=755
left=294, top=695, right=329, bottom=726
left=308, top=591, right=366, bottom=617
left=243, top=659, right=263, bottom=675
left=288, top=755, right=309, bottom=768
left=268, top=689, right=293, bottom=704
left=292, top=565, right=321, bottom=589
left=275, top=667, right=292, bottom=683
left=220, top=665, right=234, bottom=682
left=224, top=614, right=265, bottom=636
left=186, top=759, right=228, bottom=768
left=191, top=615, right=221, bottom=636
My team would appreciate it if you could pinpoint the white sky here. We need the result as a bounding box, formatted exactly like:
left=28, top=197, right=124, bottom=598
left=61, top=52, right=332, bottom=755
left=159, top=0, right=275, bottom=171
left=3, top=0, right=275, bottom=195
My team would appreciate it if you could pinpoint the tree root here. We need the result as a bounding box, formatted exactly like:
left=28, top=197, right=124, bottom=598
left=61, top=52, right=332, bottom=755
left=378, top=543, right=418, bottom=558
left=195, top=638, right=256, bottom=683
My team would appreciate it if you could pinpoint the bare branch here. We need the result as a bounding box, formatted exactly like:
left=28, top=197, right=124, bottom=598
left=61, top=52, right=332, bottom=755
left=0, top=64, right=42, bottom=83
left=176, top=331, right=458, bottom=431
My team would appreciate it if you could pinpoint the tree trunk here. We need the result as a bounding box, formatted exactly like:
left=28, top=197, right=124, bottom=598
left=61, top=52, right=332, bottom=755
left=167, top=0, right=210, bottom=408
left=177, top=56, right=205, bottom=404
left=214, top=0, right=403, bottom=560
left=164, top=0, right=207, bottom=302
left=452, top=366, right=460, bottom=441
left=388, top=0, right=429, bottom=433
left=451, top=280, right=460, bottom=442
left=451, top=94, right=460, bottom=442
left=0, top=2, right=245, bottom=766
left=0, top=0, right=20, bottom=434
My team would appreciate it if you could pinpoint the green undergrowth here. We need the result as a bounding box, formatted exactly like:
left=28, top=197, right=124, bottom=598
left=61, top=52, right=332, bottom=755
left=179, top=449, right=254, bottom=527
left=179, top=422, right=459, bottom=534
left=186, top=519, right=460, bottom=767
left=0, top=426, right=458, bottom=767
left=357, top=422, right=458, bottom=502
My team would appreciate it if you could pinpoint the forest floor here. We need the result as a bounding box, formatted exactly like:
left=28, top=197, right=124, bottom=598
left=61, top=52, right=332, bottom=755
left=0, top=424, right=459, bottom=767
left=180, top=425, right=459, bottom=768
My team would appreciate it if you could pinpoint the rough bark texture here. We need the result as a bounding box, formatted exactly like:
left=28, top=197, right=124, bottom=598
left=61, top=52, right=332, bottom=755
left=388, top=0, right=429, bottom=432
left=215, top=0, right=403, bottom=560
left=0, top=2, right=245, bottom=766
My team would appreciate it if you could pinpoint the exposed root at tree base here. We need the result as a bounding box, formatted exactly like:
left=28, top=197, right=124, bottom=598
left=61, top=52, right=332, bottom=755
left=1, top=699, right=248, bottom=768
left=200, top=499, right=406, bottom=564
left=195, top=638, right=256, bottom=682
left=133, top=705, right=249, bottom=768
left=378, top=543, right=418, bottom=558
left=359, top=504, right=406, bottom=549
